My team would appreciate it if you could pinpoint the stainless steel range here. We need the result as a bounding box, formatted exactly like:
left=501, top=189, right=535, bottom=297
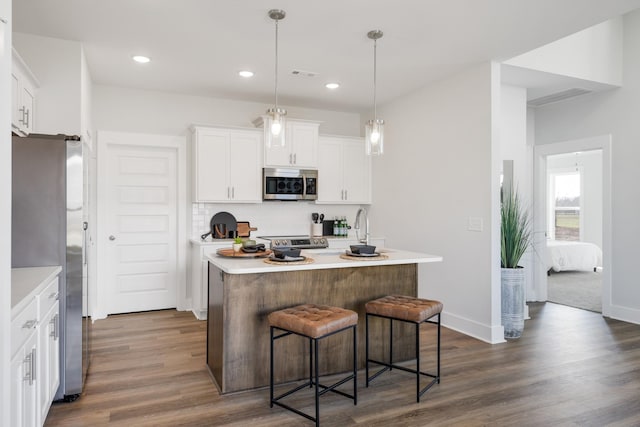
left=258, top=235, right=329, bottom=249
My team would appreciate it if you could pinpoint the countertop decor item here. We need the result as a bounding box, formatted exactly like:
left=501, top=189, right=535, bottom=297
left=216, top=248, right=272, bottom=258
left=501, top=187, right=531, bottom=339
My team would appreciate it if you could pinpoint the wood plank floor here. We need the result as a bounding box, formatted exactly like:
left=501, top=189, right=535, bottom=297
left=44, top=303, right=640, bottom=426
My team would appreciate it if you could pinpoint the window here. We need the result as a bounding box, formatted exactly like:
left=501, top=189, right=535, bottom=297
left=551, top=172, right=580, bottom=241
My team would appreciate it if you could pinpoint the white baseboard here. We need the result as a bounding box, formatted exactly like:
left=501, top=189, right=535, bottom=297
left=442, top=311, right=506, bottom=344
left=607, top=304, right=640, bottom=325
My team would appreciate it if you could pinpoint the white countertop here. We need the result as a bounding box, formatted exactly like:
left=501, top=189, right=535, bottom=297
left=205, top=248, right=442, bottom=274
left=11, top=265, right=62, bottom=313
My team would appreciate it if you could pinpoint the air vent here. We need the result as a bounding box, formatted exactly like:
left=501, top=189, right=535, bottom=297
left=291, top=69, right=318, bottom=78
left=528, top=88, right=592, bottom=107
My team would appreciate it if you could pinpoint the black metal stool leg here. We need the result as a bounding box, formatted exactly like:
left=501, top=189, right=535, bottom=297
left=416, top=322, right=420, bottom=403
left=270, top=326, right=274, bottom=408
left=437, top=314, right=441, bottom=384
left=353, top=325, right=358, bottom=405
left=309, top=338, right=313, bottom=388
left=365, top=314, right=370, bottom=387
left=314, top=337, right=319, bottom=427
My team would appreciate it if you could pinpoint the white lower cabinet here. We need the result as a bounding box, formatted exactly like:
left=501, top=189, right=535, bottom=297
left=11, top=301, right=39, bottom=427
left=11, top=273, right=60, bottom=427
left=38, top=302, right=60, bottom=423
left=317, top=136, right=371, bottom=204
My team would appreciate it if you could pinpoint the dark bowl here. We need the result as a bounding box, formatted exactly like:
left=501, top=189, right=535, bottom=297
left=350, top=245, right=376, bottom=255
left=273, top=247, right=301, bottom=259
left=241, top=244, right=265, bottom=253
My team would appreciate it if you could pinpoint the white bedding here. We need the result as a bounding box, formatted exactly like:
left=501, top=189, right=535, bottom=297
left=546, top=240, right=602, bottom=272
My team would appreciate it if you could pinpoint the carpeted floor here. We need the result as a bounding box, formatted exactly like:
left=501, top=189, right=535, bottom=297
left=547, top=270, right=602, bottom=312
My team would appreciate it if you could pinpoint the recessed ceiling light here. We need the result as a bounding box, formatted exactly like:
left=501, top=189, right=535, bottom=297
left=238, top=70, right=254, bottom=78
left=132, top=55, right=151, bottom=64
left=325, top=82, right=340, bottom=90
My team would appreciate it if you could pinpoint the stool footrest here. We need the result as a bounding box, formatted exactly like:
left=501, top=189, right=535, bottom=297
left=366, top=358, right=439, bottom=398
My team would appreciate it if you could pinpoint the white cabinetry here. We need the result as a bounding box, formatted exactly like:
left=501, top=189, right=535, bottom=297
left=317, top=136, right=371, bottom=204
left=11, top=298, right=39, bottom=427
left=191, top=126, right=263, bottom=203
left=11, top=268, right=61, bottom=427
left=189, top=241, right=231, bottom=320
left=258, top=118, right=320, bottom=168
left=37, top=279, right=60, bottom=424
left=12, top=48, right=38, bottom=136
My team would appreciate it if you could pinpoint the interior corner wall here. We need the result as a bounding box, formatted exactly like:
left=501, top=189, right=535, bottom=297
left=12, top=32, right=82, bottom=136
left=372, top=62, right=498, bottom=343
left=0, top=0, right=12, bottom=421
left=534, top=9, right=640, bottom=324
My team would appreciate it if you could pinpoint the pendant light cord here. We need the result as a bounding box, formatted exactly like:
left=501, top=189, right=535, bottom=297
left=373, top=38, right=378, bottom=120
left=274, top=18, right=279, bottom=110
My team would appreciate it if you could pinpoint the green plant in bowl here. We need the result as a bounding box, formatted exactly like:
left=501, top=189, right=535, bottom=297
left=234, top=237, right=243, bottom=244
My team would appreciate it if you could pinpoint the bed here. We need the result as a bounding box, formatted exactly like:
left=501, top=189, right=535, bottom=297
left=546, top=240, right=603, bottom=273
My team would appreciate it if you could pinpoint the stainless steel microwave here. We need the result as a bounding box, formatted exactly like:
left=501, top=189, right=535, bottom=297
left=263, top=168, right=318, bottom=201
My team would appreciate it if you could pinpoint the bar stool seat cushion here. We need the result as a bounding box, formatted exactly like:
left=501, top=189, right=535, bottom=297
left=268, top=304, right=358, bottom=339
left=366, top=295, right=443, bottom=323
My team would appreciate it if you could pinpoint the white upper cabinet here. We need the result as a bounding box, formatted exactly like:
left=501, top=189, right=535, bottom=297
left=317, top=136, right=371, bottom=204
left=12, top=48, right=38, bottom=136
left=256, top=118, right=320, bottom=168
left=191, top=126, right=263, bottom=203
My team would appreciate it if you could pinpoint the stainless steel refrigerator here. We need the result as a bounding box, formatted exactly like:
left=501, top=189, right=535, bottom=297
left=12, top=133, right=90, bottom=401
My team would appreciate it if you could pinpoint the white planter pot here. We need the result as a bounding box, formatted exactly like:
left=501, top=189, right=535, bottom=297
left=501, top=267, right=525, bottom=339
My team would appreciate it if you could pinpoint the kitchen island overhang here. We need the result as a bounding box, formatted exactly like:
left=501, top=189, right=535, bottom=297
left=205, top=249, right=442, bottom=394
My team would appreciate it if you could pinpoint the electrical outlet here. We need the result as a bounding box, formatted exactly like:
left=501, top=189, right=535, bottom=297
left=468, top=217, right=483, bottom=232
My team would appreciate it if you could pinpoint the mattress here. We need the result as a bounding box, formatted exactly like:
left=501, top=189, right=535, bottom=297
left=546, top=240, right=602, bottom=272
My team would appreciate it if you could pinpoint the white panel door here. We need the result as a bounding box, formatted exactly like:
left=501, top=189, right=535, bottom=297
left=105, top=143, right=178, bottom=314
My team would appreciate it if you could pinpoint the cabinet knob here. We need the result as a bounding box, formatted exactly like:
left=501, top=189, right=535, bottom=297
left=109, top=235, right=116, bottom=241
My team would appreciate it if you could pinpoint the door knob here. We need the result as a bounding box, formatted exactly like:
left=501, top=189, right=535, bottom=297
left=109, top=235, right=116, bottom=241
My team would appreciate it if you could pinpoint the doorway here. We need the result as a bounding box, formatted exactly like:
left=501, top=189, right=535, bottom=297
left=532, top=136, right=611, bottom=316
left=545, top=151, right=602, bottom=312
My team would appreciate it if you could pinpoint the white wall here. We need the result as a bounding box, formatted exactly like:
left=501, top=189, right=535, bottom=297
left=505, top=17, right=623, bottom=86
left=372, top=62, right=503, bottom=343
left=547, top=150, right=603, bottom=248
left=12, top=32, right=83, bottom=136
left=0, top=0, right=11, bottom=421
left=93, top=85, right=361, bottom=137
left=535, top=9, right=640, bottom=324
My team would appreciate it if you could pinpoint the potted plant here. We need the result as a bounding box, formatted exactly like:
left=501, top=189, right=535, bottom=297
left=232, top=237, right=243, bottom=253
left=501, top=187, right=531, bottom=339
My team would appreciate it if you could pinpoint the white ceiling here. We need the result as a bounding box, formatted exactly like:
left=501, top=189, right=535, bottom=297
left=12, top=0, right=640, bottom=113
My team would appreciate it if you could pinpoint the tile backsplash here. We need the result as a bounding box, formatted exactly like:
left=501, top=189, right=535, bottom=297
left=192, top=202, right=363, bottom=238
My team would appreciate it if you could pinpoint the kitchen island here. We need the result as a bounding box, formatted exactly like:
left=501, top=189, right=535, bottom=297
left=205, top=248, right=442, bottom=394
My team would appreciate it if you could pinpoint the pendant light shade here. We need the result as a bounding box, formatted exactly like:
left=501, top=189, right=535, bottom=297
left=266, top=9, right=286, bottom=148
left=365, top=30, right=384, bottom=156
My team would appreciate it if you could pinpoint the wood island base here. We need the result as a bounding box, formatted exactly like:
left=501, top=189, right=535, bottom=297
left=207, top=263, right=419, bottom=394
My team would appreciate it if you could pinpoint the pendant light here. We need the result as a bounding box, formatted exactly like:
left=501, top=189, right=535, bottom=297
left=265, top=9, right=286, bottom=148
left=365, top=30, right=384, bottom=156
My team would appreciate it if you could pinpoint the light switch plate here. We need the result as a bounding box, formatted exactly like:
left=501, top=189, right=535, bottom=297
left=468, top=217, right=483, bottom=232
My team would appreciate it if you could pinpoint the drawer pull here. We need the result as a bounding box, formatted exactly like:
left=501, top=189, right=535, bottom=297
left=49, top=292, right=59, bottom=300
left=22, top=319, right=37, bottom=329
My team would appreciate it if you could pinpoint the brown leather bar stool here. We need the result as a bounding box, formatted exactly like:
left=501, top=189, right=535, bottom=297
left=268, top=304, right=358, bottom=426
left=365, top=295, right=443, bottom=402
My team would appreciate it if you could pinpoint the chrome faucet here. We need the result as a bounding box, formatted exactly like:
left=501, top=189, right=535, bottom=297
left=354, top=208, right=370, bottom=245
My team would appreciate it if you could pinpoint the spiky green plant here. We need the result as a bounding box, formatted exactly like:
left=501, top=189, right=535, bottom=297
left=501, top=188, right=531, bottom=268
